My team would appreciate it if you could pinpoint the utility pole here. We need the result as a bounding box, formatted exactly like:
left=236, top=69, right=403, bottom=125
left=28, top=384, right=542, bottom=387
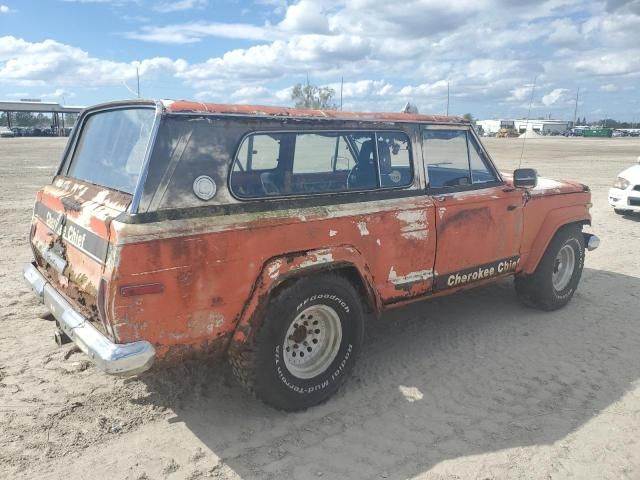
left=446, top=81, right=450, bottom=116
left=340, top=77, right=343, bottom=111
left=136, top=67, right=140, bottom=98
left=573, top=87, right=580, bottom=126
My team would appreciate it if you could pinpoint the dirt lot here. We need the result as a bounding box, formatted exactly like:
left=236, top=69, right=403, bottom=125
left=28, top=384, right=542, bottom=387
left=1, top=136, right=639, bottom=480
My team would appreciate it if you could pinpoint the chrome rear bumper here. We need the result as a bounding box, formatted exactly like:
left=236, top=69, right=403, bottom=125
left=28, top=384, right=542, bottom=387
left=23, top=263, right=155, bottom=376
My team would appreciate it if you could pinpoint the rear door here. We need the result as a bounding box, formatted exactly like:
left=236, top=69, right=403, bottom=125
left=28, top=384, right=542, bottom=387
left=422, top=126, right=525, bottom=291
left=30, top=106, right=156, bottom=324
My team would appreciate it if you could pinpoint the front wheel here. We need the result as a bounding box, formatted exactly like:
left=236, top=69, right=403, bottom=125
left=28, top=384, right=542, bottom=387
left=614, top=208, right=631, bottom=216
left=229, top=274, right=365, bottom=411
left=515, top=225, right=585, bottom=311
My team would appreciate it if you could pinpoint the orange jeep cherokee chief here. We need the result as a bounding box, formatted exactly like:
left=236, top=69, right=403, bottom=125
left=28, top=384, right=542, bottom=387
left=23, top=100, right=600, bottom=410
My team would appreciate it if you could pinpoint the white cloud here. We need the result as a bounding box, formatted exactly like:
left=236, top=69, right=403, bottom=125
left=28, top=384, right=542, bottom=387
left=125, top=22, right=270, bottom=44
left=542, top=88, right=569, bottom=106
left=546, top=18, right=582, bottom=45
left=279, top=0, right=330, bottom=33
left=0, top=4, right=10, bottom=13
left=0, top=36, right=186, bottom=88
left=153, top=0, right=207, bottom=13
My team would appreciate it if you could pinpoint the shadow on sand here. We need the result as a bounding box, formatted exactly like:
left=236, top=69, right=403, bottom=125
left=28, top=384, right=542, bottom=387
left=132, top=267, right=640, bottom=479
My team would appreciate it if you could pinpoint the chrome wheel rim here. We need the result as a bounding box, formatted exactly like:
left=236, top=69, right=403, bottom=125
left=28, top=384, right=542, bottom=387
left=552, top=244, right=575, bottom=291
left=283, top=304, right=342, bottom=380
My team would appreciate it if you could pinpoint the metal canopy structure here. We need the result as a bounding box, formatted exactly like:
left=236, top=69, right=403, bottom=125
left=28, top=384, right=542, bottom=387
left=0, top=100, right=85, bottom=135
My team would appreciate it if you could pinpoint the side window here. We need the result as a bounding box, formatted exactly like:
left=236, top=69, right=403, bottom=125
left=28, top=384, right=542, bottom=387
left=234, top=134, right=280, bottom=172
left=293, top=133, right=338, bottom=173
left=333, top=135, right=354, bottom=171
left=289, top=132, right=358, bottom=194
left=377, top=132, right=412, bottom=188
left=423, top=130, right=471, bottom=189
left=230, top=130, right=413, bottom=198
left=468, top=136, right=498, bottom=184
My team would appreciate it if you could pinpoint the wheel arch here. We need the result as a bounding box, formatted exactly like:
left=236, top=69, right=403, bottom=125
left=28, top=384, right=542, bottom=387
left=520, top=205, right=590, bottom=275
left=230, top=246, right=381, bottom=351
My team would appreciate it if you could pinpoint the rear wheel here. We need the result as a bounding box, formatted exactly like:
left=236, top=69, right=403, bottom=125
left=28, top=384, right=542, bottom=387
left=515, top=225, right=585, bottom=311
left=229, top=274, right=364, bottom=411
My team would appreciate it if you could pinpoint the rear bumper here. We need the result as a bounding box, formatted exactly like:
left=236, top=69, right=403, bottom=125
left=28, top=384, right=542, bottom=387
left=23, top=262, right=155, bottom=376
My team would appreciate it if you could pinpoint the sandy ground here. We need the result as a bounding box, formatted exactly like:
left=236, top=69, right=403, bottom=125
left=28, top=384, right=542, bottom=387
left=1, top=136, right=639, bottom=480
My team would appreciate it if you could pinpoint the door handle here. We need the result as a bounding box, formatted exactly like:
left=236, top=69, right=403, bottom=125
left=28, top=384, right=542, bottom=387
left=507, top=204, right=518, bottom=211
left=436, top=195, right=446, bottom=202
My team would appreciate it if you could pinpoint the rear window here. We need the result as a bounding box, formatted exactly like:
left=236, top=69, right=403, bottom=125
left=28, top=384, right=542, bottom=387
left=230, top=130, right=413, bottom=198
left=66, top=108, right=155, bottom=194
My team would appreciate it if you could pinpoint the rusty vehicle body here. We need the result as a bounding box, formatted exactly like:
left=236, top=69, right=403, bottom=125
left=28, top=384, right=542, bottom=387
left=23, top=99, right=600, bottom=410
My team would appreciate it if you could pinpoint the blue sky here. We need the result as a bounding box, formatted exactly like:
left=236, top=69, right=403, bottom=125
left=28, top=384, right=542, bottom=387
left=1, top=0, right=639, bottom=120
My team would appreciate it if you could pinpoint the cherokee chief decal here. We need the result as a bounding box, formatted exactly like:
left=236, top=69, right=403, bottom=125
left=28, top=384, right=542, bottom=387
left=434, top=256, right=520, bottom=290
left=34, top=202, right=110, bottom=264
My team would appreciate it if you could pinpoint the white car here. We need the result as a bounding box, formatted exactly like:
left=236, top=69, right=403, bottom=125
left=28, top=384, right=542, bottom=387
left=609, top=157, right=640, bottom=215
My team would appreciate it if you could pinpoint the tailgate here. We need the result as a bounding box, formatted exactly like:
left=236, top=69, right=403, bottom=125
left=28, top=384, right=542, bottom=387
left=30, top=177, right=130, bottom=322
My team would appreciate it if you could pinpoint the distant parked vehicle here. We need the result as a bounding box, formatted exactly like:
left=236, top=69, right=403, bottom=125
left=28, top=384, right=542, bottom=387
left=0, top=126, right=15, bottom=138
left=609, top=157, right=640, bottom=216
left=496, top=128, right=519, bottom=138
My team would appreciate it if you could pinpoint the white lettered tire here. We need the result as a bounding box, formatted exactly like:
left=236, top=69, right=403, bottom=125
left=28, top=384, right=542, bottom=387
left=515, top=225, right=585, bottom=311
left=231, top=274, right=365, bottom=411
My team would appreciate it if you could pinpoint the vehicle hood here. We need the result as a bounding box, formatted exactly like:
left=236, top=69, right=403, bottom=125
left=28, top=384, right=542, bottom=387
left=501, top=172, right=589, bottom=196
left=617, top=164, right=640, bottom=184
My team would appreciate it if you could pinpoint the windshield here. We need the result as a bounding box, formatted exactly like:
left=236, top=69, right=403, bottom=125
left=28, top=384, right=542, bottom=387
left=66, top=108, right=155, bottom=194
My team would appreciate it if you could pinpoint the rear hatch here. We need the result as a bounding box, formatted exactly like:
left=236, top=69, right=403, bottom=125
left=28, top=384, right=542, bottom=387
left=29, top=105, right=157, bottom=335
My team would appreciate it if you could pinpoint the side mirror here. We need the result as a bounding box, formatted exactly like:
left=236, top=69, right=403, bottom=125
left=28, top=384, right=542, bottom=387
left=513, top=168, right=538, bottom=188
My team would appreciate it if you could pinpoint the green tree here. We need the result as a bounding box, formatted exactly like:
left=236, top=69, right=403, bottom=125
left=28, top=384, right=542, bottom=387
left=462, top=113, right=474, bottom=122
left=291, top=81, right=337, bottom=109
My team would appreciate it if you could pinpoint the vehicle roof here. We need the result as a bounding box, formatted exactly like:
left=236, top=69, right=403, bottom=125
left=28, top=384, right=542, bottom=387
left=160, top=99, right=467, bottom=124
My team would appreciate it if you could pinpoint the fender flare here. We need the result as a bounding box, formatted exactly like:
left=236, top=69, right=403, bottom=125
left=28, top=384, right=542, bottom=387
left=230, top=245, right=380, bottom=347
left=520, top=205, right=591, bottom=274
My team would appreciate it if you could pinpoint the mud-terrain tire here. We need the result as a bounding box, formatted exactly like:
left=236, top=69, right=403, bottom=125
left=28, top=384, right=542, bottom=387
left=515, top=225, right=585, bottom=311
left=614, top=208, right=631, bottom=215
left=229, top=274, right=365, bottom=411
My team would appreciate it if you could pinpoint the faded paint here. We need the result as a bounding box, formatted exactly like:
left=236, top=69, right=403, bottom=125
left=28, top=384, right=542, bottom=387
left=357, top=222, right=370, bottom=236
left=267, top=259, right=283, bottom=279
left=388, top=267, right=434, bottom=286
left=396, top=210, right=429, bottom=241
left=163, top=100, right=467, bottom=124
left=298, top=250, right=335, bottom=269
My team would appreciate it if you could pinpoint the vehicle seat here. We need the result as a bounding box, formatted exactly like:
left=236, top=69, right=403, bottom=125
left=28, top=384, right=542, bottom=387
left=349, top=140, right=377, bottom=189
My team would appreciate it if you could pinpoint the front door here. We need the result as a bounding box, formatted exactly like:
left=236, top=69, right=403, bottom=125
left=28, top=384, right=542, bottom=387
left=422, top=126, right=525, bottom=291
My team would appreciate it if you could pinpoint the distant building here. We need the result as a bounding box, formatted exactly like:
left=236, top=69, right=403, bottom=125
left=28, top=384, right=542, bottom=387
left=476, top=119, right=569, bottom=135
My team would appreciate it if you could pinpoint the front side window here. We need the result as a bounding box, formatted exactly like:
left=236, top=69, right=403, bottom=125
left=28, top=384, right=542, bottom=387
left=423, top=129, right=498, bottom=190
left=67, top=108, right=155, bottom=194
left=230, top=130, right=413, bottom=198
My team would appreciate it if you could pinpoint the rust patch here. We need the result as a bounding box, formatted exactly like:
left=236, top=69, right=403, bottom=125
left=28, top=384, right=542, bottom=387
left=437, top=207, right=494, bottom=234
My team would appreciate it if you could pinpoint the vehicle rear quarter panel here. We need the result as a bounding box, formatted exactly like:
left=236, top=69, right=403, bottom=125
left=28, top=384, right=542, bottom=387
left=110, top=196, right=436, bottom=361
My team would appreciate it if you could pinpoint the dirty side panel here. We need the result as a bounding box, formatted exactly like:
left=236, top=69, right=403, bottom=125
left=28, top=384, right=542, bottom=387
left=431, top=187, right=525, bottom=287
left=111, top=196, right=437, bottom=360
